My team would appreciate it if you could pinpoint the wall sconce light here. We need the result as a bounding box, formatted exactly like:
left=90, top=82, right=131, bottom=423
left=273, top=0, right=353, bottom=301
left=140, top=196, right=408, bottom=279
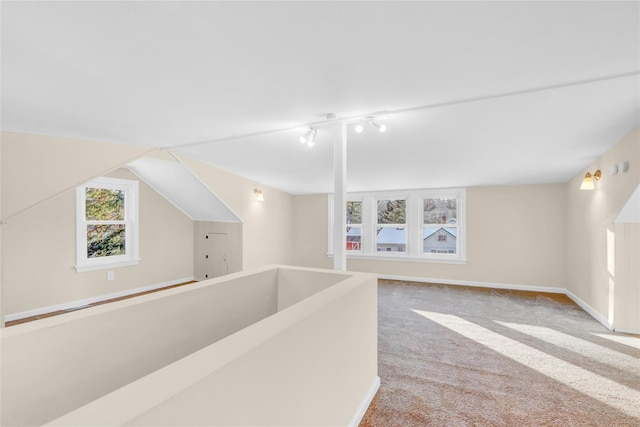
left=299, top=128, right=317, bottom=147
left=253, top=188, right=264, bottom=201
left=580, top=170, right=601, bottom=190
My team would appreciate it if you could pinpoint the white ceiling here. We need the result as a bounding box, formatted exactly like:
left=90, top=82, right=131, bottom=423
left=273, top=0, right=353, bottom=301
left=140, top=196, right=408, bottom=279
left=2, top=1, right=639, bottom=194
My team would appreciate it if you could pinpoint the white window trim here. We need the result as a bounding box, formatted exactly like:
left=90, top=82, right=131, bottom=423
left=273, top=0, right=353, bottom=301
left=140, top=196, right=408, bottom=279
left=328, top=188, right=467, bottom=264
left=346, top=198, right=364, bottom=254
left=75, top=177, right=140, bottom=272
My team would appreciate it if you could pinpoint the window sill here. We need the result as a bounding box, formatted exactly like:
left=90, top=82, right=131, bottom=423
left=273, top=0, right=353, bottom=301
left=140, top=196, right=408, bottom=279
left=75, top=259, right=140, bottom=273
left=327, top=253, right=467, bottom=265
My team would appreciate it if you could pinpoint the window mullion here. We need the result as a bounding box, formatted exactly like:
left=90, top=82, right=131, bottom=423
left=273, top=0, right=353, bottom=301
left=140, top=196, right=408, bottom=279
left=407, top=195, right=420, bottom=257
left=362, top=196, right=374, bottom=255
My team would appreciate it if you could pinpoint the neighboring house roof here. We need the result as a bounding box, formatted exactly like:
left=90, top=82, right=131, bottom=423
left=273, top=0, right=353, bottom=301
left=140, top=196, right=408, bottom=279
left=423, top=227, right=457, bottom=240
left=350, top=226, right=457, bottom=243
left=346, top=227, right=362, bottom=236
left=376, top=227, right=406, bottom=245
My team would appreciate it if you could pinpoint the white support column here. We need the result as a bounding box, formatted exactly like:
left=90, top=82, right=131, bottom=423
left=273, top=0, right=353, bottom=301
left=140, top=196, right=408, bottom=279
left=333, top=121, right=347, bottom=271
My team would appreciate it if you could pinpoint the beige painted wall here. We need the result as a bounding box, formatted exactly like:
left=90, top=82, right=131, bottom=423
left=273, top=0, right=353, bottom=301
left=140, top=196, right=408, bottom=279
left=566, top=126, right=640, bottom=328
left=1, top=134, right=3, bottom=325
left=1, top=133, right=299, bottom=317
left=292, top=184, right=567, bottom=289
left=1, top=167, right=194, bottom=315
left=0, top=132, right=194, bottom=316
left=614, top=223, right=640, bottom=331
left=176, top=153, right=295, bottom=269
left=1, top=132, right=152, bottom=221
left=293, top=194, right=333, bottom=270
left=3, top=266, right=377, bottom=427
left=194, top=221, right=243, bottom=280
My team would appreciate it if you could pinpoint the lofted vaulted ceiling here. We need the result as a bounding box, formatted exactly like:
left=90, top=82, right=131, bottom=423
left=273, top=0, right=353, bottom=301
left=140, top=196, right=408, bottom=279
left=2, top=1, right=639, bottom=194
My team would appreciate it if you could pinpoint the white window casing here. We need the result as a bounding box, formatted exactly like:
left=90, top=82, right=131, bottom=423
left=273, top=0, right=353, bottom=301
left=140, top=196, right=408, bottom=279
left=328, top=188, right=466, bottom=264
left=75, top=177, right=139, bottom=272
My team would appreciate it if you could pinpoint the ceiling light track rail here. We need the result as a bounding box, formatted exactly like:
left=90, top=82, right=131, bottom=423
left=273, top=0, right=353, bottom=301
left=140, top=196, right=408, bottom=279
left=165, top=70, right=639, bottom=151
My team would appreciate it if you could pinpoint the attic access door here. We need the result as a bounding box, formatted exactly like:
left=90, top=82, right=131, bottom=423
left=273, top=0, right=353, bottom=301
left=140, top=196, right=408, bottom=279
left=203, top=232, right=229, bottom=279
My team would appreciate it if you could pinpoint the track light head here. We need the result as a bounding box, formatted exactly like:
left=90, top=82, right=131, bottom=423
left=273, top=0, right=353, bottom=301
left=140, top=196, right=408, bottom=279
left=299, top=128, right=313, bottom=144
left=306, top=128, right=317, bottom=147
left=353, top=117, right=388, bottom=134
left=372, top=121, right=387, bottom=132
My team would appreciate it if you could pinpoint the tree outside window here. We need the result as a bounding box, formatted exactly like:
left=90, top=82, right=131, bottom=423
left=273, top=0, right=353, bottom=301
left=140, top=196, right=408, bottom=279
left=76, top=177, right=139, bottom=272
left=85, top=187, right=126, bottom=258
left=376, top=199, right=406, bottom=252
left=346, top=201, right=362, bottom=251
left=423, top=198, right=458, bottom=254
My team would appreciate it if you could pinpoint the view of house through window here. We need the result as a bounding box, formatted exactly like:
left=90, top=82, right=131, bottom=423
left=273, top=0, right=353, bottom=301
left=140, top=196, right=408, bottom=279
left=376, top=199, right=406, bottom=252
left=329, top=188, right=466, bottom=262
left=423, top=198, right=458, bottom=254
left=346, top=201, right=362, bottom=251
left=76, top=177, right=139, bottom=272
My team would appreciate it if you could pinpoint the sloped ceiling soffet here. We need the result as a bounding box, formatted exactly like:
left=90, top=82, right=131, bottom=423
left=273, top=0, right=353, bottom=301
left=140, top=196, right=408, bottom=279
left=126, top=157, right=242, bottom=223
left=615, top=184, right=640, bottom=223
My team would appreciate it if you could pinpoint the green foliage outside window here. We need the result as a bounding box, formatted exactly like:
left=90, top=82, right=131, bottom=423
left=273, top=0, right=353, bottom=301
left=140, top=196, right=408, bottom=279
left=346, top=201, right=362, bottom=224
left=86, top=188, right=124, bottom=220
left=424, top=198, right=457, bottom=224
left=85, top=188, right=126, bottom=258
left=87, top=225, right=126, bottom=258
left=377, top=199, right=406, bottom=224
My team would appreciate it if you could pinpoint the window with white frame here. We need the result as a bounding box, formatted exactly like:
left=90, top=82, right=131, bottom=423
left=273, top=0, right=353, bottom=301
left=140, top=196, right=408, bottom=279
left=76, top=177, right=139, bottom=272
left=346, top=200, right=363, bottom=252
left=328, top=188, right=466, bottom=263
left=423, top=197, right=458, bottom=255
left=376, top=199, right=407, bottom=253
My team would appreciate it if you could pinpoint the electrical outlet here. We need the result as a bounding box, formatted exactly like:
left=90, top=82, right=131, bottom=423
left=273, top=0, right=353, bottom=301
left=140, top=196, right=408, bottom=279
left=107, top=271, right=114, bottom=281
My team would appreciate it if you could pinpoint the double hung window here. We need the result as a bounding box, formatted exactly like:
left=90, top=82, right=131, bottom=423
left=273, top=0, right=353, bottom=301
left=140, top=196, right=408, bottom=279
left=76, top=177, right=139, bottom=272
left=376, top=199, right=407, bottom=253
left=329, top=188, right=466, bottom=263
left=346, top=201, right=363, bottom=252
left=423, top=197, right=458, bottom=254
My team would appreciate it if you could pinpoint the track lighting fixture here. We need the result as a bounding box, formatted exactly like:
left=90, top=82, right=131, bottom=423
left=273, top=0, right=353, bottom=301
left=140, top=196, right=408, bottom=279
left=299, top=129, right=312, bottom=144
left=297, top=113, right=389, bottom=146
left=371, top=120, right=387, bottom=133
left=299, top=128, right=317, bottom=147
left=353, top=117, right=388, bottom=134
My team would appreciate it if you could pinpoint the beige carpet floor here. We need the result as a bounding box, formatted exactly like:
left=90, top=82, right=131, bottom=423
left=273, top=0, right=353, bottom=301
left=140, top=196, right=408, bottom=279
left=359, top=280, right=640, bottom=426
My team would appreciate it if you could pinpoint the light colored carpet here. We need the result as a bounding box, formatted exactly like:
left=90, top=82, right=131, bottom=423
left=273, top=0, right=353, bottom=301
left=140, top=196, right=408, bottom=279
left=359, top=280, right=640, bottom=426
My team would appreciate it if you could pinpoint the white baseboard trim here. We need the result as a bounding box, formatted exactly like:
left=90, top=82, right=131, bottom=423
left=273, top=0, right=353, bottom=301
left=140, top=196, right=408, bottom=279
left=4, top=276, right=195, bottom=323
left=378, top=274, right=567, bottom=295
left=613, top=328, right=640, bottom=336
left=563, top=289, right=613, bottom=331
left=378, top=274, right=618, bottom=331
left=349, top=376, right=380, bottom=427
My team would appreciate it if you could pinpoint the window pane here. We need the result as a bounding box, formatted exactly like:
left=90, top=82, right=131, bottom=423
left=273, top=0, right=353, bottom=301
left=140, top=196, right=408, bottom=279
left=346, top=226, right=361, bottom=251
left=86, top=188, right=125, bottom=221
left=377, top=200, right=406, bottom=224
left=424, top=198, right=457, bottom=224
left=376, top=226, right=406, bottom=252
left=346, top=201, right=362, bottom=224
left=87, top=224, right=126, bottom=258
left=423, top=226, right=457, bottom=254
